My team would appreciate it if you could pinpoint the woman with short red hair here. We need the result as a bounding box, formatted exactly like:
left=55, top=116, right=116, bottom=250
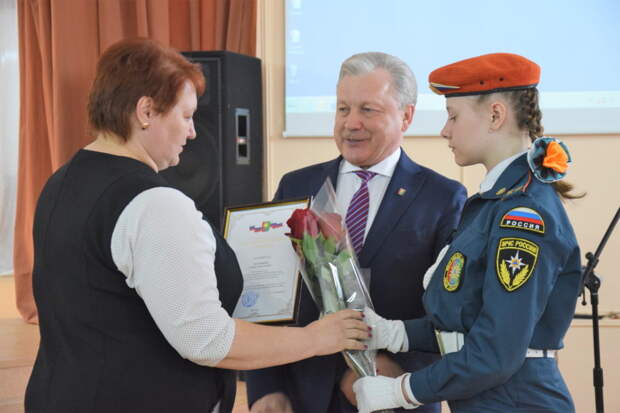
left=25, top=38, right=369, bottom=413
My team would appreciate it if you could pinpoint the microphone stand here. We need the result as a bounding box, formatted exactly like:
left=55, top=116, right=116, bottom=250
left=580, top=206, right=620, bottom=413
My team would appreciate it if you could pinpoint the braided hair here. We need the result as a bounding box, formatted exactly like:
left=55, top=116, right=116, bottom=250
left=509, top=88, right=544, bottom=139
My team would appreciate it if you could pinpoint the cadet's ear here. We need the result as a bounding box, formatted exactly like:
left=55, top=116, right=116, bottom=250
left=489, top=101, right=508, bottom=131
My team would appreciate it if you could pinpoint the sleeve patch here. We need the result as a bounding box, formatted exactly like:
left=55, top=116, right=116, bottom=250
left=495, top=237, right=539, bottom=292
left=444, top=252, right=466, bottom=292
left=500, top=206, right=545, bottom=234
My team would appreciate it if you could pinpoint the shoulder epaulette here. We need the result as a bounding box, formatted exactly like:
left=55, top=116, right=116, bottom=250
left=501, top=172, right=533, bottom=199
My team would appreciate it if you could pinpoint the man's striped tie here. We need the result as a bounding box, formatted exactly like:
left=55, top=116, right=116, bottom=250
left=345, top=170, right=377, bottom=256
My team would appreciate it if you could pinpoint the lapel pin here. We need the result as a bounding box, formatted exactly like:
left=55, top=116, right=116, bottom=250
left=397, top=188, right=407, bottom=196
left=496, top=187, right=506, bottom=195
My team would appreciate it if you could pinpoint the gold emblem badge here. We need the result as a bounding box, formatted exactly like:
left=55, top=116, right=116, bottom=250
left=495, top=238, right=539, bottom=292
left=444, top=252, right=465, bottom=292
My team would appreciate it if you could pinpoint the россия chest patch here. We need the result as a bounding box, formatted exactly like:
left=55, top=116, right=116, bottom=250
left=500, top=206, right=545, bottom=234
left=496, top=237, right=539, bottom=292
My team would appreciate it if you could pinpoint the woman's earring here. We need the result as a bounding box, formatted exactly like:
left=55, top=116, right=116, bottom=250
left=141, top=122, right=150, bottom=130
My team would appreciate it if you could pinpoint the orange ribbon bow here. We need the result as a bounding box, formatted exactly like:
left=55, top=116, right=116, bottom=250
left=542, top=141, right=568, bottom=173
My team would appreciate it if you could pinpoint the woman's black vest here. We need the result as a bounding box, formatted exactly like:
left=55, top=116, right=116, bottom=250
left=26, top=150, right=243, bottom=412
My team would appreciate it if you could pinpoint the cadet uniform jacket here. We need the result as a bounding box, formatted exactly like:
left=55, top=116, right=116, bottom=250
left=405, top=154, right=581, bottom=412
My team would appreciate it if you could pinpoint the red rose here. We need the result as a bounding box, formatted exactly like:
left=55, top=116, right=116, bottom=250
left=316, top=212, right=345, bottom=242
left=287, top=208, right=320, bottom=239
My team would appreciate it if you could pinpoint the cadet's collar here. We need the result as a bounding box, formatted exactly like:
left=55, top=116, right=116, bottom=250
left=479, top=151, right=526, bottom=193
left=480, top=153, right=530, bottom=199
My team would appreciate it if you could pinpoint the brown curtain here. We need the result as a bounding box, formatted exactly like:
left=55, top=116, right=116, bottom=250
left=14, top=0, right=257, bottom=323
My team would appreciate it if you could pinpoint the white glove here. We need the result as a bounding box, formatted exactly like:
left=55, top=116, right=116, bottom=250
left=353, top=373, right=420, bottom=413
left=364, top=307, right=408, bottom=353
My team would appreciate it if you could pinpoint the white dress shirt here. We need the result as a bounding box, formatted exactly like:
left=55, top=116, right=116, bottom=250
left=336, top=148, right=402, bottom=240
left=479, top=151, right=527, bottom=193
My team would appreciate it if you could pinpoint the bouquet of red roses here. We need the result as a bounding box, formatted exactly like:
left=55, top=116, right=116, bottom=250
left=286, top=179, right=377, bottom=378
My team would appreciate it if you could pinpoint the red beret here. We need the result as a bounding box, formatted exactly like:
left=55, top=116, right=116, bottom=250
left=429, top=53, right=540, bottom=97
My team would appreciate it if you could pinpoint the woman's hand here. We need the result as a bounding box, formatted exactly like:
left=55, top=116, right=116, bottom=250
left=306, top=309, right=369, bottom=356
left=217, top=311, right=367, bottom=370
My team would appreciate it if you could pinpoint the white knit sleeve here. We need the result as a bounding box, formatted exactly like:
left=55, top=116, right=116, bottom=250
left=111, top=187, right=235, bottom=367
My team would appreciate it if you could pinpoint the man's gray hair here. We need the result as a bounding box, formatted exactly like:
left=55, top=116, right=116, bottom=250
left=338, top=52, right=418, bottom=107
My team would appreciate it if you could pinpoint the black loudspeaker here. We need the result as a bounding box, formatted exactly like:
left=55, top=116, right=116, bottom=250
left=160, top=51, right=263, bottom=231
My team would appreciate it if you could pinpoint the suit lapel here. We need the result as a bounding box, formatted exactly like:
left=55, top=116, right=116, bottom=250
left=359, top=151, right=424, bottom=267
left=313, top=156, right=341, bottom=196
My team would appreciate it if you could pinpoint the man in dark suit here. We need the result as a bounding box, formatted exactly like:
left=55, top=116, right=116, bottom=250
left=246, top=52, right=467, bottom=413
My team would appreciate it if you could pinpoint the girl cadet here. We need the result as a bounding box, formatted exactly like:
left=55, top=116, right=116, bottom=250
left=352, top=53, right=583, bottom=412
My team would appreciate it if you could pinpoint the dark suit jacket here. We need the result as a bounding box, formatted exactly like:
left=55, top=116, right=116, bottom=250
left=246, top=150, right=467, bottom=413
